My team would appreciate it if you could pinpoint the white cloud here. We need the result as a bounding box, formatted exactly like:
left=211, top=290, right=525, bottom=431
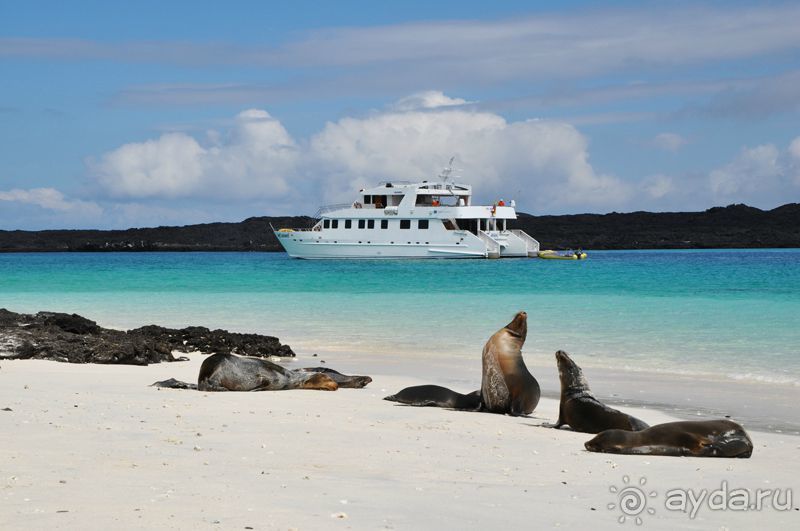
left=4, top=4, right=800, bottom=92
left=709, top=144, right=781, bottom=197
left=708, top=138, right=800, bottom=207
left=652, top=133, right=687, bottom=152
left=0, top=187, right=102, bottom=215
left=391, top=91, right=470, bottom=111
left=84, top=93, right=799, bottom=222
left=641, top=175, right=674, bottom=199
left=87, top=96, right=629, bottom=213
left=789, top=137, right=800, bottom=185
left=89, top=109, right=298, bottom=200
left=310, top=106, right=629, bottom=209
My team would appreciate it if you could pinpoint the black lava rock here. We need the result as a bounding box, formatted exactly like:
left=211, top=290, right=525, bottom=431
left=0, top=309, right=294, bottom=365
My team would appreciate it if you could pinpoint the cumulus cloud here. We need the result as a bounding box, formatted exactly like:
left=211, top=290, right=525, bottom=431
left=652, top=133, right=687, bottom=152
left=87, top=95, right=629, bottom=213
left=309, top=101, right=629, bottom=209
left=708, top=138, right=800, bottom=207
left=89, top=109, right=298, bottom=200
left=710, top=144, right=781, bottom=197
left=641, top=175, right=675, bottom=199
left=789, top=137, right=800, bottom=185
left=0, top=187, right=102, bottom=215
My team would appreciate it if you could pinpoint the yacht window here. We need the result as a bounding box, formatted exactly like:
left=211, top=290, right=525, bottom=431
left=358, top=219, right=365, bottom=229
left=367, top=220, right=375, bottom=229
left=364, top=195, right=372, bottom=204
left=400, top=220, right=410, bottom=229
left=381, top=220, right=388, bottom=229
left=323, top=219, right=330, bottom=229
left=418, top=220, right=429, bottom=229
left=442, top=219, right=456, bottom=230
left=331, top=220, right=338, bottom=229
left=345, top=220, right=352, bottom=229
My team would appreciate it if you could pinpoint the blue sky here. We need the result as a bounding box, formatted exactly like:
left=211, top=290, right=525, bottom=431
left=1, top=0, right=799, bottom=229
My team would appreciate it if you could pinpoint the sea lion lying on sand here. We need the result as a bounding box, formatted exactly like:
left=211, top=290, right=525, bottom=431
left=152, top=353, right=371, bottom=392
left=584, top=419, right=753, bottom=458
left=551, top=350, right=649, bottom=433
left=383, top=385, right=482, bottom=409
left=384, top=311, right=540, bottom=416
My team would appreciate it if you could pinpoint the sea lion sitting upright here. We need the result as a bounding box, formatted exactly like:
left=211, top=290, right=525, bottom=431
left=584, top=419, right=753, bottom=458
left=480, top=311, right=540, bottom=416
left=552, top=350, right=649, bottom=433
left=384, top=311, right=540, bottom=415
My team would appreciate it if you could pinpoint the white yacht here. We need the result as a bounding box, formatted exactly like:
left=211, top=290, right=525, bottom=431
left=273, top=164, right=540, bottom=259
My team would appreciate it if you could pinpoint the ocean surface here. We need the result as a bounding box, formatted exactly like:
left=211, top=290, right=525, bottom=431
left=1, top=250, right=798, bottom=388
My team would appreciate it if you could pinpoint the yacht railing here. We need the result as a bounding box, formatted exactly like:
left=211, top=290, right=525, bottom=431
left=314, top=203, right=353, bottom=218
left=376, top=180, right=413, bottom=186
left=511, top=229, right=540, bottom=253
left=477, top=230, right=501, bottom=258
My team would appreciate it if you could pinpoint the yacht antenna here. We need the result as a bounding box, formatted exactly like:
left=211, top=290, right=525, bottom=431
left=439, top=156, right=456, bottom=183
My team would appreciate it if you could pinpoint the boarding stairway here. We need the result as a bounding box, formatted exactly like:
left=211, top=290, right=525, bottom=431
left=511, top=229, right=540, bottom=257
left=479, top=229, right=540, bottom=258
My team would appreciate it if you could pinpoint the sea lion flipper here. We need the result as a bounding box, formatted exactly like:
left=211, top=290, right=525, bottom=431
left=705, top=437, right=754, bottom=458
left=151, top=378, right=197, bottom=390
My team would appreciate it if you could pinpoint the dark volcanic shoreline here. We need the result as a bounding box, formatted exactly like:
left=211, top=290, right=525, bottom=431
left=0, top=309, right=295, bottom=365
left=1, top=204, right=798, bottom=251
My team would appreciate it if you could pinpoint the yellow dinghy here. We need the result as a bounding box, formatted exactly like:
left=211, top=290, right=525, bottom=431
left=538, top=250, right=587, bottom=260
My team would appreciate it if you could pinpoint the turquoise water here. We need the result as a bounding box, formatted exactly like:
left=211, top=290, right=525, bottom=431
left=1, top=250, right=798, bottom=385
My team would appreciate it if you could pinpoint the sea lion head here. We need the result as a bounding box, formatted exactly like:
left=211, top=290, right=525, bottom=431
left=584, top=429, right=631, bottom=453
left=555, top=350, right=590, bottom=394
left=301, top=373, right=338, bottom=391
left=505, top=311, right=527, bottom=340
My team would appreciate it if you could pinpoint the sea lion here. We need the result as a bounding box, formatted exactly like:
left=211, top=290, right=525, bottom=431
left=480, top=311, right=540, bottom=416
left=584, top=419, right=753, bottom=458
left=152, top=353, right=371, bottom=392
left=552, top=350, right=649, bottom=433
left=384, top=311, right=540, bottom=415
left=384, top=385, right=482, bottom=409
left=297, top=367, right=372, bottom=389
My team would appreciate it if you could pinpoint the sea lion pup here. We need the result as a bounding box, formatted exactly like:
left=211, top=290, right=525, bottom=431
left=552, top=350, right=649, bottom=433
left=584, top=419, right=753, bottom=458
left=480, top=311, right=540, bottom=416
left=152, top=353, right=372, bottom=392
left=384, top=385, right=482, bottom=409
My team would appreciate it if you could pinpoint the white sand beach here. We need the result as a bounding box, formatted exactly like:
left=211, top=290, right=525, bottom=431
left=1, top=353, right=798, bottom=530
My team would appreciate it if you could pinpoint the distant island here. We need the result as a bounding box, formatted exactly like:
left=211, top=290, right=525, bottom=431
left=1, top=204, right=798, bottom=252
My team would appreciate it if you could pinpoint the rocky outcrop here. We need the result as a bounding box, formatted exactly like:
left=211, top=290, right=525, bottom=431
left=0, top=309, right=294, bottom=365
